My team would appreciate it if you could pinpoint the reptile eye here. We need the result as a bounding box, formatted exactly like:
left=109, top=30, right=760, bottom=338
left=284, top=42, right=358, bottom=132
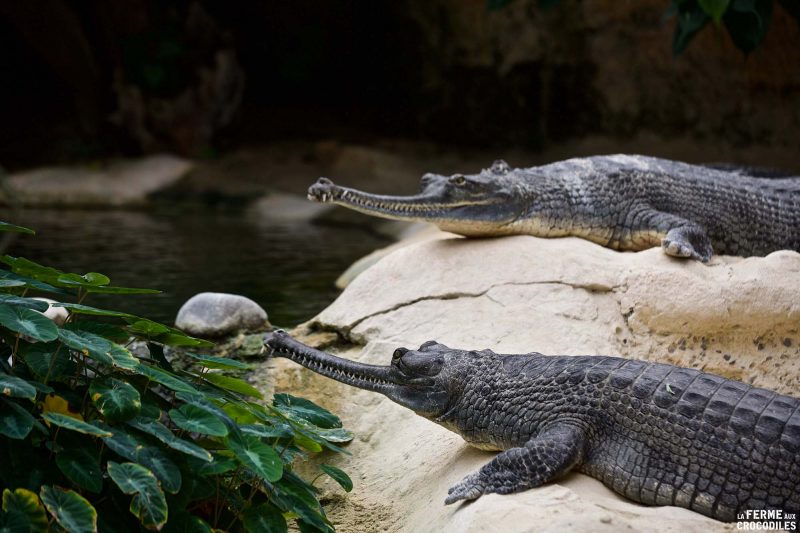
left=392, top=348, right=407, bottom=361
left=450, top=175, right=466, bottom=186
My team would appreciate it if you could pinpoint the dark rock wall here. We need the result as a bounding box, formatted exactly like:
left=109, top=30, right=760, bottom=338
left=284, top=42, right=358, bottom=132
left=400, top=0, right=800, bottom=150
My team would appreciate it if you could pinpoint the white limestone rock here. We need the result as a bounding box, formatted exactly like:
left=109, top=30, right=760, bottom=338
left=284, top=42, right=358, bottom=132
left=264, top=233, right=800, bottom=532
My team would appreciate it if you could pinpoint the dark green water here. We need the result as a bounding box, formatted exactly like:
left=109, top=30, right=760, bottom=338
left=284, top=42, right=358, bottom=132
left=5, top=208, right=387, bottom=327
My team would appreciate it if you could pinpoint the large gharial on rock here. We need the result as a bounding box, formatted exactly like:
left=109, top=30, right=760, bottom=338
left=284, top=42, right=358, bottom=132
left=264, top=331, right=800, bottom=523
left=307, top=154, right=800, bottom=262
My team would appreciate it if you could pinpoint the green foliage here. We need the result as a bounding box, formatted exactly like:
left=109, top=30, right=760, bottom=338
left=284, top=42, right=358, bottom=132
left=39, top=486, right=97, bottom=533
left=0, top=222, right=354, bottom=531
left=2, top=488, right=48, bottom=531
left=669, top=0, right=795, bottom=54
left=490, top=0, right=797, bottom=54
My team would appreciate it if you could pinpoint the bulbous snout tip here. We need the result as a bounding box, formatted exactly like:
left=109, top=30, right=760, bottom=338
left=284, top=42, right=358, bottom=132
left=307, top=177, right=338, bottom=202
left=262, top=329, right=288, bottom=353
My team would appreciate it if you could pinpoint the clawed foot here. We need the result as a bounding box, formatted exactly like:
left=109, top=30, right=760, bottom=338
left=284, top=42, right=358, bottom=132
left=662, top=239, right=708, bottom=261
left=444, top=473, right=485, bottom=505
left=662, top=227, right=713, bottom=262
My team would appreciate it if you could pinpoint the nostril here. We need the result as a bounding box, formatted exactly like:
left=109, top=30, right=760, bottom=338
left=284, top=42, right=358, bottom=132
left=392, top=347, right=409, bottom=360
left=317, top=177, right=333, bottom=185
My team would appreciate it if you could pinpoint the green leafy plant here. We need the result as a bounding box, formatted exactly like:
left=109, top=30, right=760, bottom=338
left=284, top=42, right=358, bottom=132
left=489, top=0, right=799, bottom=54
left=0, top=221, right=353, bottom=532
left=667, top=0, right=794, bottom=54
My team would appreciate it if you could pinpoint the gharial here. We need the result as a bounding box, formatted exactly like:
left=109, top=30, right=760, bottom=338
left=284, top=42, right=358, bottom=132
left=307, top=154, right=800, bottom=262
left=264, top=330, right=800, bottom=522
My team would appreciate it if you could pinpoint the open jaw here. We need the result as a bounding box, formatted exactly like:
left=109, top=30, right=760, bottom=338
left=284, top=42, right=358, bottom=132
left=307, top=177, right=499, bottom=222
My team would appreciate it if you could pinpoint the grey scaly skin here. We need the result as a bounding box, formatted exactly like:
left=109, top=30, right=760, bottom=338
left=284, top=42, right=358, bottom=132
left=307, top=155, right=800, bottom=261
left=264, top=331, right=800, bottom=522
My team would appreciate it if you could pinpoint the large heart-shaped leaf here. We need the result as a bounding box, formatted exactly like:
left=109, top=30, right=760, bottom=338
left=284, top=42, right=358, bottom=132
left=135, top=447, right=181, bottom=494
left=273, top=394, right=342, bottom=429
left=2, top=488, right=48, bottom=531
left=56, top=447, right=103, bottom=493
left=89, top=378, right=141, bottom=423
left=723, top=0, right=773, bottom=52
left=107, top=462, right=168, bottom=530
left=66, top=321, right=130, bottom=343
left=58, top=329, right=139, bottom=370
left=202, top=373, right=262, bottom=399
left=0, top=270, right=69, bottom=296
left=169, top=404, right=229, bottom=436
left=163, top=510, right=212, bottom=533
left=240, top=423, right=293, bottom=439
left=39, top=486, right=97, bottom=533
left=242, top=503, right=287, bottom=533
left=100, top=426, right=181, bottom=493
left=186, top=454, right=238, bottom=477
left=21, top=343, right=73, bottom=379
left=126, top=417, right=212, bottom=462
left=1, top=257, right=63, bottom=285
left=225, top=434, right=283, bottom=482
left=270, top=477, right=331, bottom=533
left=672, top=1, right=710, bottom=54
left=320, top=464, right=353, bottom=492
left=0, top=304, right=58, bottom=342
left=0, top=399, right=36, bottom=439
left=136, top=365, right=197, bottom=394
left=0, top=374, right=36, bottom=401
left=57, top=329, right=113, bottom=366
left=57, top=272, right=111, bottom=288
left=0, top=294, right=48, bottom=312
left=126, top=319, right=212, bottom=348
left=175, top=392, right=233, bottom=424
left=41, top=413, right=113, bottom=437
left=186, top=353, right=253, bottom=370
left=53, top=303, right=135, bottom=318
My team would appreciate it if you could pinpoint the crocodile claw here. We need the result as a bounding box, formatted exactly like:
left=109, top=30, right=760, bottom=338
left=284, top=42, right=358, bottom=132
left=444, top=474, right=485, bottom=505
left=661, top=226, right=713, bottom=262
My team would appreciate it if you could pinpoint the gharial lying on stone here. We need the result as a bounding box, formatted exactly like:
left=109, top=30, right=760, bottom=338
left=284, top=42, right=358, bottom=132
left=264, top=330, right=800, bottom=522
left=307, top=154, right=800, bottom=262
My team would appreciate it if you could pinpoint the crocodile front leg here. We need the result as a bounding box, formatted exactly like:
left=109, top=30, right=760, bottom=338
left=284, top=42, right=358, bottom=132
left=444, top=423, right=586, bottom=504
left=661, top=223, right=714, bottom=262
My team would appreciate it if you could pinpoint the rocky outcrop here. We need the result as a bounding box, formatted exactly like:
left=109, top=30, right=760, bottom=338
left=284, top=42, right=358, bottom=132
left=265, top=232, right=799, bottom=532
left=175, top=292, right=269, bottom=337
left=1, top=155, right=193, bottom=207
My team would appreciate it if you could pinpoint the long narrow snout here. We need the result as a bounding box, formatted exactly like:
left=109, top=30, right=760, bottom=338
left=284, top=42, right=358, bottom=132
left=307, top=177, right=469, bottom=221
left=265, top=331, right=452, bottom=418
left=264, top=330, right=397, bottom=393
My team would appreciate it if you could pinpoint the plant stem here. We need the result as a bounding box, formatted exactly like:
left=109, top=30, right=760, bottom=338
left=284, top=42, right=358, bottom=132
left=42, top=342, right=65, bottom=386
left=12, top=332, right=20, bottom=365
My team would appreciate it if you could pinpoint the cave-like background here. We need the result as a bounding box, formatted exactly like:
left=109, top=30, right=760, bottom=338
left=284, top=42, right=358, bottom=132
left=1, top=0, right=799, bottom=171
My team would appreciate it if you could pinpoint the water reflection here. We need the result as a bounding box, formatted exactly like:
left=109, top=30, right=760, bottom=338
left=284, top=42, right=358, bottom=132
left=7, top=208, right=387, bottom=327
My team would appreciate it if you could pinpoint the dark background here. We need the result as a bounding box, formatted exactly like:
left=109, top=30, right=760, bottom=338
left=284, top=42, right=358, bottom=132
left=1, top=0, right=799, bottom=172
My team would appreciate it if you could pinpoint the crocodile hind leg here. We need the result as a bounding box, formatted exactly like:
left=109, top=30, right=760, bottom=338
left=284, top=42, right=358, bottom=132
left=444, top=423, right=585, bottom=504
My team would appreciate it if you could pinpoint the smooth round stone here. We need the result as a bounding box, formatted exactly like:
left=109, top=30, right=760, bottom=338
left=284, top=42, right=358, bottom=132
left=175, top=292, right=269, bottom=337
left=33, top=297, right=69, bottom=326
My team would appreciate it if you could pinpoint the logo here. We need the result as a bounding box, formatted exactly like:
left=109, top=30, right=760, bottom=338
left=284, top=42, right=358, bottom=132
left=736, top=510, right=797, bottom=531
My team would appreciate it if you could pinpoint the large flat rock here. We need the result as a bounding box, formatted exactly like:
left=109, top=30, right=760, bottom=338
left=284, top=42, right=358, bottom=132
left=265, top=234, right=800, bottom=532
left=2, top=155, right=193, bottom=207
